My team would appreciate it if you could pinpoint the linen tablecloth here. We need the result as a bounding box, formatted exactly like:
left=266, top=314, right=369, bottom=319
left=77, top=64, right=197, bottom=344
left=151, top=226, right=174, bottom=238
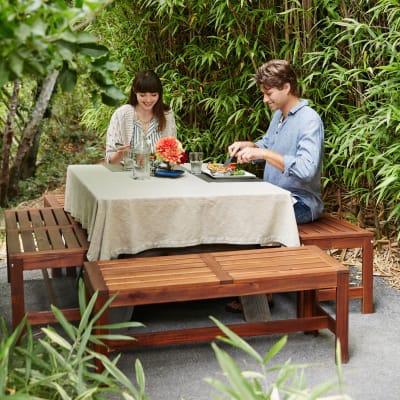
left=65, top=164, right=299, bottom=261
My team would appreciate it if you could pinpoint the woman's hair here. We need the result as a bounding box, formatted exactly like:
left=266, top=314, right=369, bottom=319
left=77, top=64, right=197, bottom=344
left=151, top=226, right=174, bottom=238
left=255, top=60, right=301, bottom=97
left=128, top=70, right=170, bottom=131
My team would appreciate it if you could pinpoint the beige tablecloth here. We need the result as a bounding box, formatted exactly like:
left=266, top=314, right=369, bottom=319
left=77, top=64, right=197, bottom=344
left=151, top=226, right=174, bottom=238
left=65, top=164, right=299, bottom=261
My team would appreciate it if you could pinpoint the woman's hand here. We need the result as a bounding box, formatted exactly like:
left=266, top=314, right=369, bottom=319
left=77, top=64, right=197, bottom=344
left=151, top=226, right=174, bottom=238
left=109, top=143, right=130, bottom=164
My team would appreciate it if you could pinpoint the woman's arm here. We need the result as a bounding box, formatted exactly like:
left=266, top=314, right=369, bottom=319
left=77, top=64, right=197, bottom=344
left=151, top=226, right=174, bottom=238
left=105, top=105, right=134, bottom=163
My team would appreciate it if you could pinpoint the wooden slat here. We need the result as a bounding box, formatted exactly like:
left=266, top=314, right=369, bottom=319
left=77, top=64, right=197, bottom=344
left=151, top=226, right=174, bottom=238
left=33, top=228, right=52, bottom=251
left=4, top=210, right=18, bottom=229
left=199, top=253, right=233, bottom=284
left=40, top=208, right=58, bottom=226
left=43, top=194, right=65, bottom=208
left=46, top=226, right=66, bottom=250
left=52, top=208, right=71, bottom=225
left=16, top=210, right=31, bottom=229
left=60, top=226, right=80, bottom=249
left=20, top=230, right=36, bottom=252
left=29, top=209, right=44, bottom=228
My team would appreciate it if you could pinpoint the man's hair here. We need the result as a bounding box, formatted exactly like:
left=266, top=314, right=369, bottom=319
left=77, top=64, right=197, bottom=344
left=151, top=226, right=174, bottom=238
left=255, top=60, right=300, bottom=97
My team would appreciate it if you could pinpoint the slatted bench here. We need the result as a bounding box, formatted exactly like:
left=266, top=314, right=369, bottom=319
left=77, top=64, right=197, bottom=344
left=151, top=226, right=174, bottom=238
left=83, top=245, right=349, bottom=371
left=5, top=207, right=89, bottom=328
left=298, top=213, right=374, bottom=313
left=43, top=194, right=65, bottom=208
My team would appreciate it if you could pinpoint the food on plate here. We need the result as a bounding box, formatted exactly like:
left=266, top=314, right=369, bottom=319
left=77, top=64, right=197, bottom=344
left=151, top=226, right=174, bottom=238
left=207, top=162, right=237, bottom=174
left=231, top=170, right=245, bottom=176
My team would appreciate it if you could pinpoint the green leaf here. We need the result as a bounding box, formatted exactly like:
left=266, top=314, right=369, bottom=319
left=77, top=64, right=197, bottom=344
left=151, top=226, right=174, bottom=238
left=41, top=328, right=72, bottom=351
left=9, top=52, right=24, bottom=76
left=79, top=43, right=109, bottom=58
left=76, top=31, right=97, bottom=44
left=58, top=68, right=77, bottom=92
left=210, top=316, right=263, bottom=363
left=211, top=343, right=257, bottom=400
left=0, top=61, right=10, bottom=86
left=262, top=335, right=288, bottom=365
left=50, top=304, right=77, bottom=341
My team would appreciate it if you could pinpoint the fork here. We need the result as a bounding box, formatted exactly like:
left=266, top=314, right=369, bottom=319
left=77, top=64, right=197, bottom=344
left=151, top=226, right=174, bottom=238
left=222, top=156, right=233, bottom=167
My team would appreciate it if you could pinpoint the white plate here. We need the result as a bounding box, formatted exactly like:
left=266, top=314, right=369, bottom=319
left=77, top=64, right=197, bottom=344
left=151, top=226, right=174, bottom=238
left=201, top=164, right=257, bottom=179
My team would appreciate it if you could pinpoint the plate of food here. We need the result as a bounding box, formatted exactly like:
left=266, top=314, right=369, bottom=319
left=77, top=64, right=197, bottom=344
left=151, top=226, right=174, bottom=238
left=202, top=163, right=256, bottom=179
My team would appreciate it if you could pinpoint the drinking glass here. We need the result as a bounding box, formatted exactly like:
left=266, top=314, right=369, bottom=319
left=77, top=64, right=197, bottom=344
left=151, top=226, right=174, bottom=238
left=189, top=152, right=203, bottom=174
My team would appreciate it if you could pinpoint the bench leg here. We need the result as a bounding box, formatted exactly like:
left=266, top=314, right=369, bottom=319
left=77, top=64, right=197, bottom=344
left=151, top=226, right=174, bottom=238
left=361, top=238, right=374, bottom=314
left=10, top=262, right=25, bottom=330
left=336, top=270, right=349, bottom=363
left=298, top=290, right=319, bottom=336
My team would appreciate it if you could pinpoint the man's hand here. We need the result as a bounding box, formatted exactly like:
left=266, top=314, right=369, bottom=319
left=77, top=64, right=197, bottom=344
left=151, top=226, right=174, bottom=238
left=236, top=147, right=265, bottom=163
left=228, top=141, right=255, bottom=157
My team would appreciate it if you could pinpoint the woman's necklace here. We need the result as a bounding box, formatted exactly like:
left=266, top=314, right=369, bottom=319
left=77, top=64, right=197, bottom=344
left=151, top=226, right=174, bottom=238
left=138, top=116, right=152, bottom=124
left=137, top=115, right=153, bottom=133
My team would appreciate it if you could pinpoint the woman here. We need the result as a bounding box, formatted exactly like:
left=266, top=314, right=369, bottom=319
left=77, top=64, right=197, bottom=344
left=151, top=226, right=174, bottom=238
left=105, top=70, right=177, bottom=164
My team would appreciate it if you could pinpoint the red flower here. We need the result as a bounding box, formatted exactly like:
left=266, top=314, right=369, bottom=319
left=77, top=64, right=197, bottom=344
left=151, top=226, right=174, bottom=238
left=155, top=137, right=185, bottom=165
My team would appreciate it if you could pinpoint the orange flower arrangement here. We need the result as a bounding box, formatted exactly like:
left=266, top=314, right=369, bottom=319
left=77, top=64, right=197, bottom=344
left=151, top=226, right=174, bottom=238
left=155, top=137, right=185, bottom=167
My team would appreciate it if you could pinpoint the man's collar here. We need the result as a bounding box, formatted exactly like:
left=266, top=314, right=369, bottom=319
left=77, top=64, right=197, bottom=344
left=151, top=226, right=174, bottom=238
left=288, top=99, right=308, bottom=115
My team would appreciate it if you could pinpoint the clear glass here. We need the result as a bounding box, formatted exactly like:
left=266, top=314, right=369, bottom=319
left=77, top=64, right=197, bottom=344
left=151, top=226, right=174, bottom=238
left=133, top=138, right=151, bottom=180
left=123, top=149, right=133, bottom=171
left=189, top=152, right=203, bottom=174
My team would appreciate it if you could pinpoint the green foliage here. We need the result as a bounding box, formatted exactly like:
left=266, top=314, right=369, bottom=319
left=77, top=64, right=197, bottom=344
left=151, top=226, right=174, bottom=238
left=2, top=0, right=399, bottom=240
left=303, top=0, right=400, bottom=239
left=0, top=280, right=148, bottom=399
left=0, top=0, right=124, bottom=104
left=6, top=86, right=105, bottom=206
left=83, top=0, right=400, bottom=241
left=207, top=317, right=351, bottom=399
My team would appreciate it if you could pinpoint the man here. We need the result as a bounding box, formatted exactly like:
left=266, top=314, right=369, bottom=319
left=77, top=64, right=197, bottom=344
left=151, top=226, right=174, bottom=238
left=228, top=59, right=324, bottom=224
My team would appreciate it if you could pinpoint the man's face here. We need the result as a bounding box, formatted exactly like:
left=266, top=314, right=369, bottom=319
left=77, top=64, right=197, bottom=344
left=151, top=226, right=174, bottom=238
left=261, top=83, right=290, bottom=111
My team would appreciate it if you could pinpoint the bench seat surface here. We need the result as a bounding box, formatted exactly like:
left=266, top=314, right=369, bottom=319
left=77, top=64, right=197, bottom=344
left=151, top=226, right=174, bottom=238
left=85, top=246, right=347, bottom=307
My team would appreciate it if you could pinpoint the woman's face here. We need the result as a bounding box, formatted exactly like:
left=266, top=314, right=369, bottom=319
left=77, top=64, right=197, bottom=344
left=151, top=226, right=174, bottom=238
left=135, top=92, right=160, bottom=111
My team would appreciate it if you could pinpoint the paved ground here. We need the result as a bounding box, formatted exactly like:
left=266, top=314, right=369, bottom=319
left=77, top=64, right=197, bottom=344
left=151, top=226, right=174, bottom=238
left=1, top=260, right=399, bottom=399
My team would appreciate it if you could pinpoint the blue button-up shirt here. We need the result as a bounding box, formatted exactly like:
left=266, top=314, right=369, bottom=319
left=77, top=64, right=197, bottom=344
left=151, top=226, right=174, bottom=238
left=255, top=99, right=324, bottom=220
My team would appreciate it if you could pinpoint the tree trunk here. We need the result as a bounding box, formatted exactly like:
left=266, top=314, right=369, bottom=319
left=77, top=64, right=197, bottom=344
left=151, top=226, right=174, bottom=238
left=8, top=70, right=59, bottom=199
left=0, top=79, right=21, bottom=207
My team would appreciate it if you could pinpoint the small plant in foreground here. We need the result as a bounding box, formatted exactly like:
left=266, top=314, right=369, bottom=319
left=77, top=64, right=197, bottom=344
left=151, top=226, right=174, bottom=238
left=206, top=317, right=352, bottom=400
left=0, top=280, right=148, bottom=399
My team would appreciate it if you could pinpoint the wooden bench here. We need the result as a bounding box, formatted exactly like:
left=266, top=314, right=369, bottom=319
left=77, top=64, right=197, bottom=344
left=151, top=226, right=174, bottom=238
left=5, top=207, right=89, bottom=328
left=43, top=193, right=65, bottom=208
left=298, top=213, right=374, bottom=313
left=83, top=245, right=349, bottom=370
